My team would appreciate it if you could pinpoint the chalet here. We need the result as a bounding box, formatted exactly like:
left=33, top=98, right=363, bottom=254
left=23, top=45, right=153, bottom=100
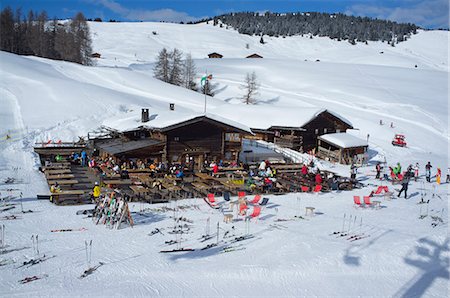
left=91, top=52, right=101, bottom=58
left=246, top=53, right=263, bottom=58
left=97, top=109, right=252, bottom=168
left=208, top=52, right=223, bottom=58
left=317, top=133, right=368, bottom=165
left=216, top=105, right=354, bottom=153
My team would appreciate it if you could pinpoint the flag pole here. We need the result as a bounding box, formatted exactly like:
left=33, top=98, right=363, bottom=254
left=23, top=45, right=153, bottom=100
left=204, top=69, right=207, bottom=114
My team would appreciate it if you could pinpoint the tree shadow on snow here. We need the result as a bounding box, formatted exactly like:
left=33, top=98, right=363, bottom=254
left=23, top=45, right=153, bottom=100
left=343, top=228, right=393, bottom=267
left=393, top=237, right=449, bottom=298
left=255, top=96, right=280, bottom=105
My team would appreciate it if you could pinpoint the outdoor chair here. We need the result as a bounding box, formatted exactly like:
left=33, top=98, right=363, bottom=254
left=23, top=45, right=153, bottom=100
left=353, top=196, right=363, bottom=208
left=249, top=194, right=261, bottom=204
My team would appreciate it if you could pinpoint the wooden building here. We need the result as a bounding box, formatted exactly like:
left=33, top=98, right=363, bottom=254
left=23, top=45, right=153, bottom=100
left=95, top=111, right=252, bottom=168
left=161, top=115, right=250, bottom=166
left=250, top=109, right=353, bottom=153
left=208, top=52, right=223, bottom=58
left=317, top=133, right=368, bottom=165
left=246, top=53, right=263, bottom=58
left=91, top=52, right=101, bottom=58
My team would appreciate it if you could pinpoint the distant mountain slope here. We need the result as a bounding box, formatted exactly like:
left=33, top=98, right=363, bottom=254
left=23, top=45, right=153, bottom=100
left=89, top=21, right=448, bottom=71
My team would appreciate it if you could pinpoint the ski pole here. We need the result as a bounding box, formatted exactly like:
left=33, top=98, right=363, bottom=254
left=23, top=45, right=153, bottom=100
left=85, top=241, right=89, bottom=267
left=31, top=235, right=35, bottom=256
left=216, top=222, right=219, bottom=245
left=341, top=213, right=346, bottom=232
left=36, top=235, right=39, bottom=256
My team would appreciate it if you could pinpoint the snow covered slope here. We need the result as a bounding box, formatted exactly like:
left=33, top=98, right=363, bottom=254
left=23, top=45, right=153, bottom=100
left=0, top=21, right=448, bottom=297
left=90, top=22, right=448, bottom=71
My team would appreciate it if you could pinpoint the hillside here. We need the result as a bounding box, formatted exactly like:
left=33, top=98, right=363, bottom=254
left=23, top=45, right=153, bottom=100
left=0, top=21, right=448, bottom=297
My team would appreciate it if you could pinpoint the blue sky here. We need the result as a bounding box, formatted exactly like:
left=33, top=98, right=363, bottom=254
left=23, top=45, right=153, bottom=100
left=1, top=0, right=448, bottom=29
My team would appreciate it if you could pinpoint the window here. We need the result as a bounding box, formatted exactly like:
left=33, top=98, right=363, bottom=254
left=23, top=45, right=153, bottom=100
left=225, top=133, right=240, bottom=142
left=324, top=128, right=328, bottom=134
left=315, top=129, right=319, bottom=135
left=174, top=136, right=180, bottom=141
left=336, top=129, right=341, bottom=133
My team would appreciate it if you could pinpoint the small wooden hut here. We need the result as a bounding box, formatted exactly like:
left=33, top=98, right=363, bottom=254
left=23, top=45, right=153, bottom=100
left=91, top=53, right=101, bottom=58
left=246, top=53, right=263, bottom=58
left=208, top=52, right=223, bottom=58
left=317, top=133, right=368, bottom=165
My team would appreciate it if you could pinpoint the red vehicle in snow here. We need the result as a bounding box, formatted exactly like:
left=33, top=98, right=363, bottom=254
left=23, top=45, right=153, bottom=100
left=392, top=134, right=407, bottom=147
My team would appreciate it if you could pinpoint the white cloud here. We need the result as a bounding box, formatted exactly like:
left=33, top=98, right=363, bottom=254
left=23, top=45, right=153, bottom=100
left=345, top=0, right=449, bottom=29
left=95, top=0, right=200, bottom=22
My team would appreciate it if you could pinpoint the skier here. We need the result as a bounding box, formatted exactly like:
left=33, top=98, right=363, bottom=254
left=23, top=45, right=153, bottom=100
left=413, top=162, right=419, bottom=181
left=436, top=168, right=441, bottom=185
left=92, top=182, right=101, bottom=202
left=375, top=162, right=382, bottom=179
left=393, top=162, right=402, bottom=175
left=398, top=174, right=410, bottom=199
left=446, top=168, right=450, bottom=183
left=425, top=162, right=432, bottom=182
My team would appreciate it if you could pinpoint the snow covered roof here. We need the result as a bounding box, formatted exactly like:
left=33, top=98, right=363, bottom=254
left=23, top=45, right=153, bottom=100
left=211, top=105, right=353, bottom=130
left=102, top=110, right=253, bottom=134
left=318, top=133, right=368, bottom=149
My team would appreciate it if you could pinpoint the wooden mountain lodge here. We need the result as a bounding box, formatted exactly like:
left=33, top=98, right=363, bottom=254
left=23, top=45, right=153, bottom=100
left=317, top=133, right=368, bottom=165
left=94, top=109, right=252, bottom=168
left=208, top=52, right=223, bottom=58
left=250, top=109, right=354, bottom=153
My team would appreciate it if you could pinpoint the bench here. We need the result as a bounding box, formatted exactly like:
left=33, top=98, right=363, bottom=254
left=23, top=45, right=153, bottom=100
left=50, top=190, right=86, bottom=205
left=48, top=179, right=78, bottom=187
left=47, top=174, right=75, bottom=180
left=45, top=169, right=71, bottom=176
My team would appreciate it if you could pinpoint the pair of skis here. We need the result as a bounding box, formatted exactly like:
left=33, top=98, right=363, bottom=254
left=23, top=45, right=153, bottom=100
left=51, top=228, right=87, bottom=233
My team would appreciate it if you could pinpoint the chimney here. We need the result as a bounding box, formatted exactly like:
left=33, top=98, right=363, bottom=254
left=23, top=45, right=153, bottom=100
left=170, top=103, right=175, bottom=111
left=141, top=108, right=149, bottom=123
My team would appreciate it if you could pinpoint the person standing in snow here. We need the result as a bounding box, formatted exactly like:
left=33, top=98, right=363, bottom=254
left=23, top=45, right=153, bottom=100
left=350, top=164, right=357, bottom=181
left=375, top=162, right=382, bottom=179
left=425, top=162, right=432, bottom=182
left=413, top=163, right=419, bottom=182
left=398, top=174, right=410, bottom=199
left=436, top=168, right=441, bottom=185
left=92, top=182, right=101, bottom=202
left=446, top=168, right=450, bottom=183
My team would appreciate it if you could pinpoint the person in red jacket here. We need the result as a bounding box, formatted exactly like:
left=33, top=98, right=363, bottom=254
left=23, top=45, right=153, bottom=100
left=301, top=164, right=308, bottom=176
left=315, top=172, right=323, bottom=185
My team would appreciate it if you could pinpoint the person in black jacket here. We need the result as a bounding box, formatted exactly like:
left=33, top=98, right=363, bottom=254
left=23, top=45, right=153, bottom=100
left=398, top=174, right=410, bottom=199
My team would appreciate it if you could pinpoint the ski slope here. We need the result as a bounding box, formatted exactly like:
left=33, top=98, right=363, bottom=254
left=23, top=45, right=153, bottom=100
left=0, top=21, right=448, bottom=297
